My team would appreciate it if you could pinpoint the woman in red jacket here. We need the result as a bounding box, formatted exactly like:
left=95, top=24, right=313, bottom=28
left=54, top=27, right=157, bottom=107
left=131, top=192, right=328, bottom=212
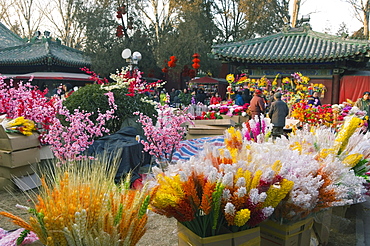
left=210, top=92, right=222, bottom=105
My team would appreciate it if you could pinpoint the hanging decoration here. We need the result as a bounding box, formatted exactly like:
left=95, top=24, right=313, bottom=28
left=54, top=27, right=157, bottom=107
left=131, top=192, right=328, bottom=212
left=167, top=56, right=178, bottom=68
left=115, top=5, right=132, bottom=39
left=192, top=53, right=200, bottom=69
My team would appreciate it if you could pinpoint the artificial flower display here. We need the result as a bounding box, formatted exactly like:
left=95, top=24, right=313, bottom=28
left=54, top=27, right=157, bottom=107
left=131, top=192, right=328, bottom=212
left=150, top=142, right=294, bottom=237
left=236, top=116, right=368, bottom=222
left=290, top=101, right=366, bottom=129
left=198, top=111, right=223, bottom=120
left=0, top=157, right=153, bottom=246
left=208, top=102, right=249, bottom=117
left=241, top=115, right=272, bottom=143
left=135, top=104, right=194, bottom=167
left=104, top=67, right=166, bottom=96
left=4, top=116, right=37, bottom=136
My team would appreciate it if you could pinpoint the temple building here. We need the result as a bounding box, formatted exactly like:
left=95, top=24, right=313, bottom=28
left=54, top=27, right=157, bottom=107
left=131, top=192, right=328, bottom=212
left=212, top=24, right=370, bottom=104
left=0, top=22, right=92, bottom=93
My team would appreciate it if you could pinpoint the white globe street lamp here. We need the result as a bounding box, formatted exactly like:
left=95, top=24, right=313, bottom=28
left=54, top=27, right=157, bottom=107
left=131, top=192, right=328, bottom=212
left=122, top=48, right=142, bottom=71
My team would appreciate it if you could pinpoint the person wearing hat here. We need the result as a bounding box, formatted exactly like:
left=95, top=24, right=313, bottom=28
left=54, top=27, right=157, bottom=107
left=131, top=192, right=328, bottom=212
left=355, top=91, right=370, bottom=131
left=268, top=92, right=289, bottom=139
left=249, top=89, right=266, bottom=120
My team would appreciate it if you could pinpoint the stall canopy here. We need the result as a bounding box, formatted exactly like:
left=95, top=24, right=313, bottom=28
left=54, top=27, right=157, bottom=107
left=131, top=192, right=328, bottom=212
left=190, top=76, right=227, bottom=84
left=340, top=71, right=370, bottom=103
left=190, top=76, right=228, bottom=99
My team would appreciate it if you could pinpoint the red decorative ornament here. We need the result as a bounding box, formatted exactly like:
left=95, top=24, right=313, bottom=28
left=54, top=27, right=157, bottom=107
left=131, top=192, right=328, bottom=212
left=167, top=56, right=177, bottom=68
left=192, top=53, right=200, bottom=70
left=192, top=63, right=200, bottom=69
left=162, top=67, right=169, bottom=73
left=116, top=6, right=126, bottom=18
left=116, top=25, right=124, bottom=38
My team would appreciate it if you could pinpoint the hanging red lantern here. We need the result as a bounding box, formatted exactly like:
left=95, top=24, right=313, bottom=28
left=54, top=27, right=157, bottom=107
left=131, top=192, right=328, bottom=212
left=167, top=55, right=178, bottom=68
left=162, top=67, right=169, bottom=73
left=192, top=53, right=200, bottom=70
left=116, top=25, right=124, bottom=37
left=116, top=6, right=126, bottom=18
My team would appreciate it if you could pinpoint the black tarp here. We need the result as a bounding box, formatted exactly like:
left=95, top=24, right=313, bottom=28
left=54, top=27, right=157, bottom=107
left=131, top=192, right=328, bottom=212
left=86, top=126, right=150, bottom=183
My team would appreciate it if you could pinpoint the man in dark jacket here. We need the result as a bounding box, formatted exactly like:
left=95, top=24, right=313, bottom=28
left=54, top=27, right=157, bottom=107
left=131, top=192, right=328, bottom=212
left=268, top=92, right=289, bottom=139
left=249, top=89, right=266, bottom=120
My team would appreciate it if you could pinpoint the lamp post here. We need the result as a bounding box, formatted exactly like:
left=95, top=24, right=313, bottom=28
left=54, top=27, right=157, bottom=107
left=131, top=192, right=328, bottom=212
left=121, top=48, right=142, bottom=71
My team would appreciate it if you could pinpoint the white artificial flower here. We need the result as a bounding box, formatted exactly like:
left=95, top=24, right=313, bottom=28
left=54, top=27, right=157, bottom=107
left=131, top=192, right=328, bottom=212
left=224, top=202, right=236, bottom=215
left=236, top=187, right=247, bottom=197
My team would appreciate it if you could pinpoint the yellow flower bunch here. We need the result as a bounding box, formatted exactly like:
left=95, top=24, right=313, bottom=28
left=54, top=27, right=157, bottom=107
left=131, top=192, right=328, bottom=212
left=282, top=77, right=291, bottom=84
left=300, top=75, right=310, bottom=84
left=343, top=153, right=364, bottom=168
left=258, top=76, right=268, bottom=87
left=0, top=157, right=152, bottom=246
left=5, top=116, right=36, bottom=136
left=333, top=116, right=362, bottom=154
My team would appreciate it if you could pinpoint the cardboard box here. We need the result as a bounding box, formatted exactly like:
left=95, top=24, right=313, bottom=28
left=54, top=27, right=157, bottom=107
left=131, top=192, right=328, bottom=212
left=178, top=222, right=260, bottom=246
left=0, top=148, right=40, bottom=168
left=192, top=119, right=236, bottom=126
left=0, top=163, right=37, bottom=178
left=0, top=176, right=15, bottom=190
left=222, top=115, right=249, bottom=124
left=232, top=226, right=260, bottom=246
left=178, top=222, right=233, bottom=246
left=39, top=145, right=54, bottom=160
left=188, top=125, right=230, bottom=135
left=0, top=126, right=40, bottom=151
left=260, top=217, right=313, bottom=246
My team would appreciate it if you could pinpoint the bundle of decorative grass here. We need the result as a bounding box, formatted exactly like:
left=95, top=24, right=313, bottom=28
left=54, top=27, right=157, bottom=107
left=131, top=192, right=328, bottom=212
left=0, top=155, right=153, bottom=246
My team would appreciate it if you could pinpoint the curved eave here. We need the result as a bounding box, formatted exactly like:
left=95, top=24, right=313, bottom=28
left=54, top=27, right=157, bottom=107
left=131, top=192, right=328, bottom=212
left=0, top=42, right=91, bottom=67
left=214, top=53, right=368, bottom=64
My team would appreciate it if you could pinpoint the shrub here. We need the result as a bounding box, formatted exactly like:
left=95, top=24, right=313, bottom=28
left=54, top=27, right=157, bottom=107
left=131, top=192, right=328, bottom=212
left=63, top=84, right=157, bottom=135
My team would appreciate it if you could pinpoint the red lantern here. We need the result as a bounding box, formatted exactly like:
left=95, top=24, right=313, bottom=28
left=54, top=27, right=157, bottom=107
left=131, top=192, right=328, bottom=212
left=167, top=55, right=177, bottom=68
left=192, top=63, right=200, bottom=69
left=162, top=67, right=168, bottom=73
left=192, top=53, right=200, bottom=70
left=116, top=25, right=124, bottom=37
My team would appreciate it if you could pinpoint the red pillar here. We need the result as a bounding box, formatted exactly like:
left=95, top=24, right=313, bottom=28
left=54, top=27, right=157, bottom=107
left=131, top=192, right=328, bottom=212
left=332, top=74, right=340, bottom=104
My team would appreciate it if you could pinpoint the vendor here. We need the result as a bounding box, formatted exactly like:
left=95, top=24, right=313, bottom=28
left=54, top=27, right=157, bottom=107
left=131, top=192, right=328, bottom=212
left=307, top=91, right=321, bottom=106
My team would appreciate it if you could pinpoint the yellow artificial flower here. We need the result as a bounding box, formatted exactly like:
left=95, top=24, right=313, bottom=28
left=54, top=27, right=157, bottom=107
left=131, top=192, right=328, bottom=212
left=343, top=153, right=364, bottom=168
left=250, top=170, right=262, bottom=190
left=334, top=116, right=362, bottom=154
left=271, top=160, right=282, bottom=174
left=152, top=193, right=179, bottom=208
left=263, top=179, right=294, bottom=208
left=234, top=209, right=251, bottom=227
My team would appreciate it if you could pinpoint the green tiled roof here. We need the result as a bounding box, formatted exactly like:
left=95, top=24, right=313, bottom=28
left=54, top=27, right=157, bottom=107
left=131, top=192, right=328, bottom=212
left=0, top=39, right=91, bottom=67
left=0, top=23, right=25, bottom=49
left=211, top=26, right=370, bottom=64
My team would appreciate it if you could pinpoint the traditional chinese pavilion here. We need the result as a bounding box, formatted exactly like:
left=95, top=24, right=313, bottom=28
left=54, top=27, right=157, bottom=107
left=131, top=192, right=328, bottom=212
left=211, top=24, right=370, bottom=104
left=0, top=22, right=92, bottom=92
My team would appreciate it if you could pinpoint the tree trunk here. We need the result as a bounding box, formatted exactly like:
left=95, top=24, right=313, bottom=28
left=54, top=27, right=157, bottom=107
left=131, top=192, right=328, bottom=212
left=291, top=0, right=301, bottom=28
left=364, top=7, right=370, bottom=39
